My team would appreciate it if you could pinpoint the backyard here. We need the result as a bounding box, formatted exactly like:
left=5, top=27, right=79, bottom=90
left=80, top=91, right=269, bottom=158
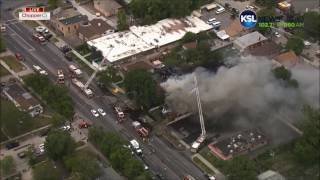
left=0, top=64, right=10, bottom=77
left=2, top=56, right=25, bottom=72
left=0, top=99, right=52, bottom=140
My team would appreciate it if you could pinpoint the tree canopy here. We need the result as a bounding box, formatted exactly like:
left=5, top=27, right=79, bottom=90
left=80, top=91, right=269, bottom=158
left=24, top=74, right=74, bottom=118
left=130, top=0, right=211, bottom=24
left=33, top=161, right=62, bottom=180
left=124, top=69, right=164, bottom=109
left=273, top=66, right=299, bottom=88
left=0, top=156, right=15, bottom=176
left=96, top=66, right=121, bottom=88
left=117, top=10, right=129, bottom=31
left=45, top=131, right=76, bottom=160
left=294, top=106, right=320, bottom=166
left=286, top=37, right=304, bottom=55
left=303, top=11, right=320, bottom=41
left=88, top=127, right=151, bottom=180
left=64, top=151, right=101, bottom=180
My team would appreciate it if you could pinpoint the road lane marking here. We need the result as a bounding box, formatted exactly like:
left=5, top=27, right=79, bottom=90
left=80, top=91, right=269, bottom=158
left=6, top=25, right=35, bottom=51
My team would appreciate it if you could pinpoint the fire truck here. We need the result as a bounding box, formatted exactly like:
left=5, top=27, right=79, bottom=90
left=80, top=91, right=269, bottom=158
left=57, top=69, right=65, bottom=84
left=132, top=121, right=149, bottom=138
left=32, top=33, right=46, bottom=45
left=114, top=106, right=125, bottom=122
left=78, top=121, right=91, bottom=129
left=71, top=78, right=94, bottom=98
left=68, top=64, right=82, bottom=78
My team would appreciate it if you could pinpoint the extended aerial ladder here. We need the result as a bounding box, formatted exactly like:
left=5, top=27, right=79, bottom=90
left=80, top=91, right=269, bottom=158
left=84, top=46, right=114, bottom=89
left=190, top=75, right=206, bottom=152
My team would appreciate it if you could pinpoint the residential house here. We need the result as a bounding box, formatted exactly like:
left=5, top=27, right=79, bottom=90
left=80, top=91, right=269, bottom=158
left=94, top=0, right=122, bottom=17
left=2, top=83, right=43, bottom=117
left=233, top=31, right=268, bottom=53
left=51, top=8, right=88, bottom=36
left=78, top=19, right=113, bottom=42
left=273, top=50, right=299, bottom=68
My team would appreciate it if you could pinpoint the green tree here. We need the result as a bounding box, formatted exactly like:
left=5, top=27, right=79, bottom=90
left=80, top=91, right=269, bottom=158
left=294, top=106, right=320, bottom=165
left=48, top=0, right=60, bottom=9
left=45, top=131, right=76, bottom=160
left=33, top=161, right=61, bottom=180
left=181, top=32, right=197, bottom=43
left=117, top=10, right=129, bottom=31
left=64, top=152, right=101, bottom=180
left=123, top=159, right=144, bottom=178
left=286, top=37, right=304, bottom=55
left=303, top=11, right=320, bottom=41
left=255, top=0, right=277, bottom=8
left=97, top=66, right=120, bottom=87
left=273, top=66, right=291, bottom=81
left=51, top=113, right=65, bottom=127
left=226, top=156, right=257, bottom=180
left=0, top=156, right=15, bottom=176
left=256, top=8, right=276, bottom=34
left=124, top=69, right=164, bottom=108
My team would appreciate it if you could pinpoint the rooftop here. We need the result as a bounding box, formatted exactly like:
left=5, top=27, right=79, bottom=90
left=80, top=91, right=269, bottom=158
left=87, top=16, right=212, bottom=63
left=94, top=0, right=122, bottom=11
left=208, top=128, right=268, bottom=160
left=3, top=83, right=41, bottom=111
left=234, top=31, right=267, bottom=49
left=274, top=50, right=299, bottom=68
left=78, top=19, right=112, bottom=40
left=59, top=15, right=87, bottom=25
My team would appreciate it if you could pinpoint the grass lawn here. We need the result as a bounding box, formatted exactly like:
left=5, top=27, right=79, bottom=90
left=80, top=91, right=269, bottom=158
left=23, top=20, right=40, bottom=28
left=33, top=160, right=63, bottom=180
left=2, top=56, right=25, bottom=72
left=192, top=156, right=215, bottom=175
left=200, top=148, right=229, bottom=173
left=70, top=52, right=94, bottom=74
left=0, top=130, right=8, bottom=142
left=0, top=64, right=10, bottom=77
left=0, top=99, right=51, bottom=138
left=75, top=44, right=91, bottom=56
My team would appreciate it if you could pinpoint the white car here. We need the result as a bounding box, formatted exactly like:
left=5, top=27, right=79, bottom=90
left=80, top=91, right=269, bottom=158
left=61, top=125, right=71, bottom=131
left=274, top=32, right=281, bottom=38
left=33, top=65, right=48, bottom=75
left=35, top=26, right=48, bottom=33
left=216, top=7, right=225, bottom=14
left=39, top=143, right=45, bottom=153
left=97, top=108, right=106, bottom=116
left=91, top=109, right=99, bottom=117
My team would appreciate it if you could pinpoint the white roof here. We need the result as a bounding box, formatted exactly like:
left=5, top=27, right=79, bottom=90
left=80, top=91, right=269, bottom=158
left=234, top=31, right=267, bottom=50
left=88, top=16, right=212, bottom=63
left=206, top=3, right=217, bottom=10
left=216, top=30, right=230, bottom=40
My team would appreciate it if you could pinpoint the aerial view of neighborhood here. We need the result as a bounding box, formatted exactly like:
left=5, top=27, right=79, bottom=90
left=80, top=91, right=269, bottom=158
left=0, top=0, right=319, bottom=179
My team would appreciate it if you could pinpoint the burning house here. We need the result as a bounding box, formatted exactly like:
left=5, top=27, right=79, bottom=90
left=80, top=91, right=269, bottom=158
left=208, top=128, right=268, bottom=160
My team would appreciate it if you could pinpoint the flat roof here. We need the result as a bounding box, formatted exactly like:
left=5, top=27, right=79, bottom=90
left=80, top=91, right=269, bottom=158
left=87, top=16, right=212, bottom=63
left=59, top=15, right=87, bottom=25
left=234, top=31, right=267, bottom=49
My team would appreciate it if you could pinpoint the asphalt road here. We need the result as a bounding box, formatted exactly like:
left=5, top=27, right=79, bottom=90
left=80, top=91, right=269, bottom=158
left=1, top=1, right=207, bottom=180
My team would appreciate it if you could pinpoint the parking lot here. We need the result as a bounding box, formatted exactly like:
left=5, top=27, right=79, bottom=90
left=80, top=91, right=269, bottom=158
left=214, top=0, right=257, bottom=12
left=200, top=7, right=233, bottom=30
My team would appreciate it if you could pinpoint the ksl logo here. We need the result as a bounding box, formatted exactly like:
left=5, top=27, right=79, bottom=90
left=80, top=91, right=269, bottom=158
left=239, top=10, right=257, bottom=28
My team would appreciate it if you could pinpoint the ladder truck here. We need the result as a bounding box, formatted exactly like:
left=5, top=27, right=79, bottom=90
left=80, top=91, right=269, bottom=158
left=190, top=75, right=206, bottom=153
left=71, top=78, right=94, bottom=98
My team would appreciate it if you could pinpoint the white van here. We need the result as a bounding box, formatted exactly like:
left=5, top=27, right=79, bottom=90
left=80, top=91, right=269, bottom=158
left=207, top=18, right=216, bottom=24
left=216, top=8, right=225, bottom=14
left=211, top=21, right=221, bottom=27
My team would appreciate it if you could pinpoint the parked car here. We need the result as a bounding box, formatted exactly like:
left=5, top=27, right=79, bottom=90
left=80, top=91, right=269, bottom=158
left=216, top=7, right=225, bottom=14
left=15, top=53, right=24, bottom=61
left=6, top=141, right=20, bottom=150
left=91, top=109, right=99, bottom=117
left=60, top=45, right=71, bottom=54
left=65, top=52, right=73, bottom=61
left=274, top=32, right=281, bottom=38
left=17, top=151, right=27, bottom=159
left=39, top=143, right=45, bottom=153
left=97, top=108, right=106, bottom=116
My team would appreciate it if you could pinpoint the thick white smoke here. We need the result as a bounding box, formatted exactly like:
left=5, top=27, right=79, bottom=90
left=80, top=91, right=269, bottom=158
left=161, top=56, right=319, bottom=142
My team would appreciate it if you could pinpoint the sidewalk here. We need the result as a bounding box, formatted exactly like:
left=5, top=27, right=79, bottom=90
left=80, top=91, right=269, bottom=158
left=192, top=153, right=225, bottom=180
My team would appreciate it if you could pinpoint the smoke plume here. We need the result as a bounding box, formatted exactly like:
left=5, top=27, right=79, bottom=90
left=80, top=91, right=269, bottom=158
left=161, top=56, right=319, bottom=143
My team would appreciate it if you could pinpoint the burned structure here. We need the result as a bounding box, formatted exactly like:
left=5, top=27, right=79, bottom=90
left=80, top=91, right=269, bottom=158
left=208, top=128, right=268, bottom=160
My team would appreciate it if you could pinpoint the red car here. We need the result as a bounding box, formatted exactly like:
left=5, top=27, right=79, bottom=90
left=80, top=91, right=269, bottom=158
left=15, top=53, right=24, bottom=61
